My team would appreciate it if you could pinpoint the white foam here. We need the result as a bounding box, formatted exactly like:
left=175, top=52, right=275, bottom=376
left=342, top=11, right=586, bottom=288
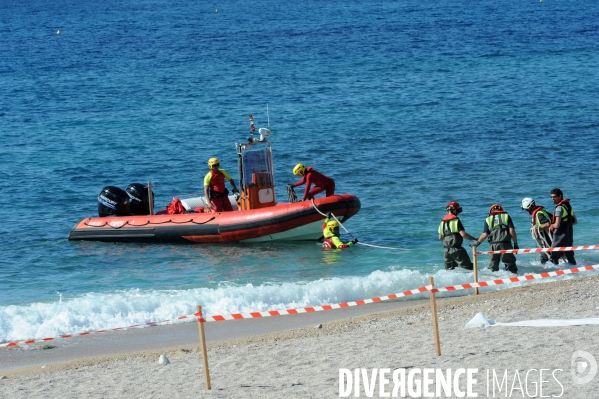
left=0, top=267, right=585, bottom=342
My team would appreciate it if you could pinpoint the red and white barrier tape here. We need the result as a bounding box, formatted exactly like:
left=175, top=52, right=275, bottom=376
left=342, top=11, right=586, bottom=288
left=197, top=286, right=429, bottom=322
left=0, top=314, right=197, bottom=348
left=431, top=264, right=599, bottom=293
left=477, top=244, right=599, bottom=255
left=3, top=264, right=599, bottom=348
left=0, top=286, right=429, bottom=348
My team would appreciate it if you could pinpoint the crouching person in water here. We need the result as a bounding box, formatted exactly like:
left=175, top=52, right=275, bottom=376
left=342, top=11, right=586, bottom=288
left=322, top=212, right=357, bottom=249
left=438, top=201, right=478, bottom=270
left=475, top=204, right=519, bottom=274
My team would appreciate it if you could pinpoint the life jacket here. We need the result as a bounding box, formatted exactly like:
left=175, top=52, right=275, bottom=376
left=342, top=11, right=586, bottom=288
left=322, top=236, right=350, bottom=249
left=438, top=213, right=459, bottom=236
left=552, top=199, right=573, bottom=223
left=322, top=238, right=334, bottom=250
left=208, top=169, right=228, bottom=198
left=167, top=197, right=186, bottom=214
left=438, top=213, right=463, bottom=248
left=531, top=206, right=551, bottom=227
left=552, top=199, right=575, bottom=246
left=485, top=212, right=510, bottom=243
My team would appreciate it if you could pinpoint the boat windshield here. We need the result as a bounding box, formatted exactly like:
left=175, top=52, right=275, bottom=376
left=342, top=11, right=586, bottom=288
left=240, top=147, right=275, bottom=189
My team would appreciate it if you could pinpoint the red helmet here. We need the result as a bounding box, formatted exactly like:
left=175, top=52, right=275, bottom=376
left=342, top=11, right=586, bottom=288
left=446, top=201, right=462, bottom=214
left=489, top=203, right=504, bottom=215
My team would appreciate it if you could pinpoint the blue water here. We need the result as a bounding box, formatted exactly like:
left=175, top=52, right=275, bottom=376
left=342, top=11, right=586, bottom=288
left=1, top=0, right=599, bottom=342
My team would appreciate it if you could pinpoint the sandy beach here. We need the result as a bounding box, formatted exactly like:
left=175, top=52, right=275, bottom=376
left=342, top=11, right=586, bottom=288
left=2, top=274, right=599, bottom=398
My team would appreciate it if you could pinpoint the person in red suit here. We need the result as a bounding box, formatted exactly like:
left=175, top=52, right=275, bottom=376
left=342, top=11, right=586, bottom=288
left=290, top=163, right=335, bottom=201
left=203, top=157, right=239, bottom=212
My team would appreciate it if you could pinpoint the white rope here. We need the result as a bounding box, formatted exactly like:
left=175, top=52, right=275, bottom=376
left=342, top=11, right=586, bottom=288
left=355, top=242, right=411, bottom=250
left=531, top=225, right=552, bottom=255
left=310, top=199, right=410, bottom=251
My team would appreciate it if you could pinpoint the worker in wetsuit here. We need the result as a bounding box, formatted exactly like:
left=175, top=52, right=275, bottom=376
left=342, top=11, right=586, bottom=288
left=322, top=212, right=357, bottom=249
left=290, top=163, right=335, bottom=201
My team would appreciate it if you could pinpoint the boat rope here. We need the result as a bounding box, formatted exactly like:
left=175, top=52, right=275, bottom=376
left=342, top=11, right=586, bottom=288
left=287, top=185, right=298, bottom=203
left=531, top=225, right=552, bottom=255
left=310, top=199, right=410, bottom=251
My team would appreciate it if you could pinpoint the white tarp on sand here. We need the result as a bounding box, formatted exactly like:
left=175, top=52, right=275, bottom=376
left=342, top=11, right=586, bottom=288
left=465, top=312, right=599, bottom=328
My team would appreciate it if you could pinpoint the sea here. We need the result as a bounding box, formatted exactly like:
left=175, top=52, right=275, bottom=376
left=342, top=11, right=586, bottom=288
left=1, top=0, right=598, bottom=344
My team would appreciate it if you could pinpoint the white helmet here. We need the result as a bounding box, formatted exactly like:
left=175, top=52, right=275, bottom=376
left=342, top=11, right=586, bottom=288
left=521, top=197, right=535, bottom=211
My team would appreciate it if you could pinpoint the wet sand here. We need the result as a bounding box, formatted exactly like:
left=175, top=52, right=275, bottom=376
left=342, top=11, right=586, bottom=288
left=2, top=274, right=599, bottom=398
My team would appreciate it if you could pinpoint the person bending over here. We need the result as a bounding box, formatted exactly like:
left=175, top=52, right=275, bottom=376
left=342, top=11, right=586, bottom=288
left=290, top=163, right=335, bottom=201
left=521, top=197, right=552, bottom=264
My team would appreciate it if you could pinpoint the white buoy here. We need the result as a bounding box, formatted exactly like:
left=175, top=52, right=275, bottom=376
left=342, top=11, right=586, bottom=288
left=158, top=354, right=170, bottom=365
left=56, top=30, right=61, bottom=35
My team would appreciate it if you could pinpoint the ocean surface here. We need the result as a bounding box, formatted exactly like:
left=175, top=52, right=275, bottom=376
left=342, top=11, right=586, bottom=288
left=1, top=0, right=598, bottom=343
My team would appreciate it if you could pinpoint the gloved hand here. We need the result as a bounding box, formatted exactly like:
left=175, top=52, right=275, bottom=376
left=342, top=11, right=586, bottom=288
left=549, top=225, right=555, bottom=232
left=326, top=211, right=332, bottom=219
left=287, top=184, right=293, bottom=189
left=513, top=243, right=519, bottom=250
left=469, top=240, right=479, bottom=248
left=352, top=238, right=359, bottom=244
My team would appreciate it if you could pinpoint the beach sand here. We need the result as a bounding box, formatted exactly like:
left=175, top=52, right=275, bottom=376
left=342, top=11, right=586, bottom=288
left=2, top=274, right=599, bottom=398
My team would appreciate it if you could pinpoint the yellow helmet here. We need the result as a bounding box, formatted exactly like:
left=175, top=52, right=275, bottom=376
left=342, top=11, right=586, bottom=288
left=208, top=158, right=220, bottom=168
left=326, top=220, right=339, bottom=234
left=293, top=163, right=306, bottom=176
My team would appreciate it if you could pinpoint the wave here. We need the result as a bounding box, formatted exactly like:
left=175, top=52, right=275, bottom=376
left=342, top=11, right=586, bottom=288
left=0, top=267, right=585, bottom=343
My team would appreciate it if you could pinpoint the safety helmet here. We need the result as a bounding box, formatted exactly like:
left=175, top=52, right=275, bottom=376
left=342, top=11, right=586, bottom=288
left=208, top=158, right=220, bottom=168
left=326, top=220, right=339, bottom=234
left=521, top=198, right=535, bottom=211
left=445, top=201, right=462, bottom=214
left=489, top=203, right=504, bottom=215
left=293, top=163, right=306, bottom=176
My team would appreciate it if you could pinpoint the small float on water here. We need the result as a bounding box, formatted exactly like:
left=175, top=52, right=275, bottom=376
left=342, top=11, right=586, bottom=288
left=68, top=116, right=361, bottom=243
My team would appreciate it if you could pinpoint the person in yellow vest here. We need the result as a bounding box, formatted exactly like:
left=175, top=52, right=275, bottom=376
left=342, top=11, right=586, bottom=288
left=475, top=204, right=519, bottom=273
left=322, top=212, right=357, bottom=249
left=203, top=157, right=238, bottom=212
left=438, top=201, right=478, bottom=270
left=521, top=197, right=552, bottom=264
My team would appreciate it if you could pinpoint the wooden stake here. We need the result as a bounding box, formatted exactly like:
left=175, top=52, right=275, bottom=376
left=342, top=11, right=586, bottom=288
left=428, top=277, right=441, bottom=356
left=472, top=246, right=479, bottom=295
left=196, top=305, right=211, bottom=390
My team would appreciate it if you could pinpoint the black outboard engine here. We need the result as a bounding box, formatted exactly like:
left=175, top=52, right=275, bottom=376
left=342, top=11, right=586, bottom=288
left=125, top=182, right=153, bottom=215
left=98, top=186, right=130, bottom=217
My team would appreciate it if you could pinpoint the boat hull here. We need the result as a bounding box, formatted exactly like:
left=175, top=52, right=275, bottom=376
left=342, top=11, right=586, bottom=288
left=68, top=194, right=360, bottom=243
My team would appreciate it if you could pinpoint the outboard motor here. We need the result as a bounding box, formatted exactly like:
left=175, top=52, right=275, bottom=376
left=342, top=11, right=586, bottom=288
left=125, top=182, right=153, bottom=215
left=98, top=186, right=130, bottom=217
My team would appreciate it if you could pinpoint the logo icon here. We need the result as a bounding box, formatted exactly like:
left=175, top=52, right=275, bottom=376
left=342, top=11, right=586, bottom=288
left=571, top=350, right=597, bottom=384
